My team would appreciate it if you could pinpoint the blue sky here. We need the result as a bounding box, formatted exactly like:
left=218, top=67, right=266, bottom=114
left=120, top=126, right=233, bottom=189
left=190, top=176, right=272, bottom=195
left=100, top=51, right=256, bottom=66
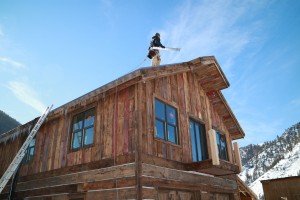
left=0, top=0, right=299, bottom=147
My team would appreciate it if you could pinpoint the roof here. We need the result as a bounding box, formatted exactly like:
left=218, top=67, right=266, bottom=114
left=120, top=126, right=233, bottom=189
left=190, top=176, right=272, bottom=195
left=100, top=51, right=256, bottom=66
left=261, top=175, right=300, bottom=183
left=237, top=176, right=258, bottom=199
left=0, top=118, right=38, bottom=144
left=0, top=56, right=245, bottom=144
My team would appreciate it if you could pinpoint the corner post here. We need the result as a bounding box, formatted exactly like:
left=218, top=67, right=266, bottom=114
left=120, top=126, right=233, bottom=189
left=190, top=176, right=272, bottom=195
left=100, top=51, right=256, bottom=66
left=208, top=129, right=220, bottom=165
left=233, top=142, right=242, bottom=173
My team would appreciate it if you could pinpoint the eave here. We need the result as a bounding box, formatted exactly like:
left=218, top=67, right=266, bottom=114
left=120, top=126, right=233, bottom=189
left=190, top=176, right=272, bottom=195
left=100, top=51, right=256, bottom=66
left=1, top=56, right=245, bottom=142
left=237, top=176, right=258, bottom=199
left=188, top=57, right=245, bottom=139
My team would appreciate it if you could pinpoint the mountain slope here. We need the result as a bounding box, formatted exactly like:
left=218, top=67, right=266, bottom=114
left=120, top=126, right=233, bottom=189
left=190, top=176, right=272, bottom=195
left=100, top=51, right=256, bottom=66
left=239, top=122, right=300, bottom=199
left=0, top=110, right=21, bottom=134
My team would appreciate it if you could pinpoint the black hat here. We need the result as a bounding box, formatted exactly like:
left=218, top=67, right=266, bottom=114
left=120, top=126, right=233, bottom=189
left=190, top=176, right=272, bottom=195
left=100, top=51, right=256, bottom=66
left=155, top=33, right=160, bottom=37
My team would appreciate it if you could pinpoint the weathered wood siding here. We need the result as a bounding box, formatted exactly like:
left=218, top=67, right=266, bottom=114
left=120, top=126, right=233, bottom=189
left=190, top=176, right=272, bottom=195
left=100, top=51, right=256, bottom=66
left=140, top=71, right=233, bottom=163
left=19, top=85, right=136, bottom=177
left=2, top=70, right=233, bottom=178
left=0, top=136, right=25, bottom=175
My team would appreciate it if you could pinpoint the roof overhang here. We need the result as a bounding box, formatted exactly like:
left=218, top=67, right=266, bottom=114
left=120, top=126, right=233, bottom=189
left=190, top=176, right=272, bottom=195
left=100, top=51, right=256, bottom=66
left=0, top=56, right=245, bottom=143
left=237, top=176, right=258, bottom=199
left=188, top=57, right=245, bottom=139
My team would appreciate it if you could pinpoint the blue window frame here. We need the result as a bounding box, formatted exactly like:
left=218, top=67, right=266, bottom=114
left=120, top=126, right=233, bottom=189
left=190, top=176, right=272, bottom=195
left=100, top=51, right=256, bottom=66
left=71, top=108, right=95, bottom=150
left=23, top=138, right=35, bottom=163
left=216, top=131, right=229, bottom=161
left=189, top=119, right=208, bottom=162
left=155, top=98, right=179, bottom=144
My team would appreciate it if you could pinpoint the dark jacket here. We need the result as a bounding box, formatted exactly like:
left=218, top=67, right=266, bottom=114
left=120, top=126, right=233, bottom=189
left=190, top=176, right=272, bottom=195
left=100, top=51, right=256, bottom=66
left=150, top=35, right=165, bottom=48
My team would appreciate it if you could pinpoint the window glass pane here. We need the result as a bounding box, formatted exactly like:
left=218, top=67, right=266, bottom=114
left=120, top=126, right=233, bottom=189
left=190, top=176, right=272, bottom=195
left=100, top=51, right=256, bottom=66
left=84, top=127, right=94, bottom=146
left=216, top=132, right=221, bottom=145
left=28, top=154, right=33, bottom=161
left=23, top=149, right=29, bottom=162
left=216, top=132, right=221, bottom=156
left=166, top=105, right=177, bottom=125
left=155, top=99, right=165, bottom=120
left=216, top=132, right=228, bottom=160
left=199, top=125, right=208, bottom=160
left=220, top=134, right=228, bottom=160
left=72, top=131, right=82, bottom=149
left=189, top=121, right=197, bottom=162
left=167, top=125, right=176, bottom=144
left=155, top=120, right=165, bottom=139
left=84, top=109, right=95, bottom=128
left=73, top=114, right=84, bottom=131
left=29, top=147, right=35, bottom=160
left=195, top=124, right=203, bottom=161
left=29, top=139, right=36, bottom=148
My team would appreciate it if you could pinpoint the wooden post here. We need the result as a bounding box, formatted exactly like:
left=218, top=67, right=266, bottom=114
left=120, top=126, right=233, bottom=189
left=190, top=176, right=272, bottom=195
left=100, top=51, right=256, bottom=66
left=208, top=129, right=219, bottom=165
left=233, top=142, right=242, bottom=173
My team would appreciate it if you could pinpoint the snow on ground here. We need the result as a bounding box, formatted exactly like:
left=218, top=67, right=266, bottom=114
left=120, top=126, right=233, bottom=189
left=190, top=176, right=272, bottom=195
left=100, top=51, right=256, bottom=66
left=249, top=143, right=300, bottom=197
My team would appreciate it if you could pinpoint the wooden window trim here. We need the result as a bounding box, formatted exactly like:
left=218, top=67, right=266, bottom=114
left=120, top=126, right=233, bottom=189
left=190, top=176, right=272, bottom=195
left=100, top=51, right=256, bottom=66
left=153, top=95, right=180, bottom=145
left=154, top=137, right=182, bottom=148
left=23, top=138, right=36, bottom=164
left=69, top=104, right=97, bottom=152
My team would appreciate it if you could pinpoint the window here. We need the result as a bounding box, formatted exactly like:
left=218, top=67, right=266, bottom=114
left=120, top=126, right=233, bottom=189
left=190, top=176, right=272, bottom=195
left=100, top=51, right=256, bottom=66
left=71, top=108, right=95, bottom=150
left=216, top=131, right=229, bottom=161
left=189, top=119, right=208, bottom=162
left=23, top=138, right=35, bottom=163
left=155, top=98, right=179, bottom=144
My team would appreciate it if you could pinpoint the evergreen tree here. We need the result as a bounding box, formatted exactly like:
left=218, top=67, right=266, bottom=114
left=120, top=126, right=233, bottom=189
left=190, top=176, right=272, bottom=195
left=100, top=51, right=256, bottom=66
left=0, top=110, right=21, bottom=134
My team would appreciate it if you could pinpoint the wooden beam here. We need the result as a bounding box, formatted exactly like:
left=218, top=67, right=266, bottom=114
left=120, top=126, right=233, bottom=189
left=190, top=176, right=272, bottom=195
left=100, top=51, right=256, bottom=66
left=208, top=129, right=220, bottom=165
left=233, top=142, right=242, bottom=173
left=142, top=163, right=237, bottom=190
left=77, top=177, right=136, bottom=192
left=15, top=184, right=77, bottom=199
left=18, top=153, right=135, bottom=183
left=86, top=187, right=137, bottom=199
left=142, top=177, right=236, bottom=194
left=16, top=163, right=135, bottom=192
left=141, top=153, right=185, bottom=170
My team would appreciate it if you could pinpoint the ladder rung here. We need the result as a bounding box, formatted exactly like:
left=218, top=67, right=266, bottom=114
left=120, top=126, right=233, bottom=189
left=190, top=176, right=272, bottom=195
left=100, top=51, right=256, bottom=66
left=0, top=104, right=53, bottom=194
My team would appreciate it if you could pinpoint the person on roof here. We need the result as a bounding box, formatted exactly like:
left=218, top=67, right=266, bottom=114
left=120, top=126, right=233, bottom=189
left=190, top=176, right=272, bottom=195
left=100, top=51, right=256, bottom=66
left=147, top=33, right=165, bottom=66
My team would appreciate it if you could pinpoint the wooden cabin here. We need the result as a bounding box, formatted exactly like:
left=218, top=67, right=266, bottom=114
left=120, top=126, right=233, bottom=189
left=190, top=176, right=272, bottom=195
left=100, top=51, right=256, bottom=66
left=0, top=56, right=254, bottom=200
left=261, top=176, right=300, bottom=200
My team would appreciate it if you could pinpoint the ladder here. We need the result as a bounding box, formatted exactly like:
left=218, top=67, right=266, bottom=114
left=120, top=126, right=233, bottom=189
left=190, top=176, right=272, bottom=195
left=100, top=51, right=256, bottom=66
left=0, top=105, right=53, bottom=194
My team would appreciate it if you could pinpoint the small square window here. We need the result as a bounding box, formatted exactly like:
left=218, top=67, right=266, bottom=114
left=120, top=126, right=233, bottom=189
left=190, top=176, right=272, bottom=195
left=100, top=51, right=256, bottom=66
left=23, top=138, right=36, bottom=163
left=71, top=108, right=95, bottom=150
left=154, top=98, right=179, bottom=144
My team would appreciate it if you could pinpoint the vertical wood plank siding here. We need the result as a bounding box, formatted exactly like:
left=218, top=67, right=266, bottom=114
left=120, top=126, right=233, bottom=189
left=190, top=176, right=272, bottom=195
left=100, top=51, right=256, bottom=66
left=15, top=85, right=136, bottom=176
left=2, top=71, right=232, bottom=177
left=140, top=72, right=232, bottom=163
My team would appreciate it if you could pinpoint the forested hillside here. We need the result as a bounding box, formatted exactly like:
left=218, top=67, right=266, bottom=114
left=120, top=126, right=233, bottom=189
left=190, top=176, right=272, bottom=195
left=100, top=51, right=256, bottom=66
left=0, top=110, right=21, bottom=134
left=239, top=122, right=300, bottom=199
